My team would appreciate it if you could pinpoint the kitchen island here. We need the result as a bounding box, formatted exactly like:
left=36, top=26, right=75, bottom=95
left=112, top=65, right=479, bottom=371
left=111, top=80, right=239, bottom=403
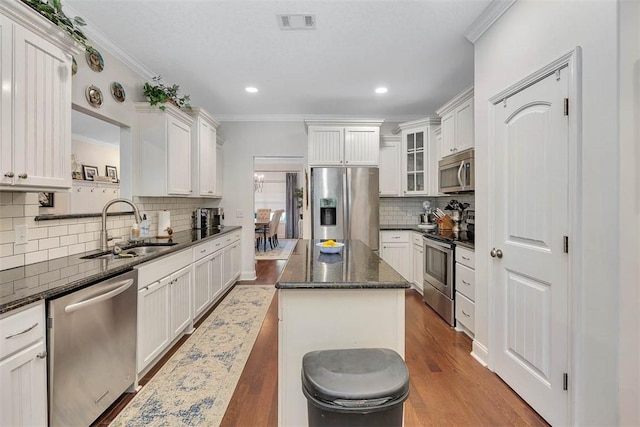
left=276, top=239, right=409, bottom=427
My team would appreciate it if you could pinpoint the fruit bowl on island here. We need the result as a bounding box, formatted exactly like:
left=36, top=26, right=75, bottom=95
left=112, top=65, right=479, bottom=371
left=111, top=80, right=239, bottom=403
left=316, top=240, right=345, bottom=254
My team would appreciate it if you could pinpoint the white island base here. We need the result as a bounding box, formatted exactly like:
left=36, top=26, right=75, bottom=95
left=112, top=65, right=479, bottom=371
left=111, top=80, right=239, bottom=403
left=278, top=288, right=405, bottom=427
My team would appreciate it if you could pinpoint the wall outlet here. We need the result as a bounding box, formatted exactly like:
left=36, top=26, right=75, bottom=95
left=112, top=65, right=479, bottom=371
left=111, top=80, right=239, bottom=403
left=236, top=209, right=244, bottom=218
left=15, top=225, right=27, bottom=245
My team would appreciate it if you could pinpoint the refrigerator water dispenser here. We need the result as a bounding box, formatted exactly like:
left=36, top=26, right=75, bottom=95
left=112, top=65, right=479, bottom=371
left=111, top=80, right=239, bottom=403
left=320, top=198, right=337, bottom=226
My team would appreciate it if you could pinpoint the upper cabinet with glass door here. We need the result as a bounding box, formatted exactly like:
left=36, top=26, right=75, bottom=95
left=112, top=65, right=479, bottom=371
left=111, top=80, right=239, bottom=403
left=398, top=118, right=440, bottom=196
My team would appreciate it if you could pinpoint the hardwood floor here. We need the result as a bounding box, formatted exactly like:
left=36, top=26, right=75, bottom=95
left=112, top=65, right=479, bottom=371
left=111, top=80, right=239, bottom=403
left=94, top=259, right=548, bottom=426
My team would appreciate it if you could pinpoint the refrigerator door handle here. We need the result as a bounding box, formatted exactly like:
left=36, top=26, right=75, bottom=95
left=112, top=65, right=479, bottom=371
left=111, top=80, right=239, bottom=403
left=344, top=168, right=350, bottom=240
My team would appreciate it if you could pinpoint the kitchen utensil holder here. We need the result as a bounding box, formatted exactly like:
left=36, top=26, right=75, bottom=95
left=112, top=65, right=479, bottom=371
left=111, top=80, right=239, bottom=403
left=437, top=215, right=455, bottom=230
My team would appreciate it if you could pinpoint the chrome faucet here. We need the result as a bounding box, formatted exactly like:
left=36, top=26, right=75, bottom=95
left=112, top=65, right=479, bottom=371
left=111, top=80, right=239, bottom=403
left=100, top=198, right=142, bottom=251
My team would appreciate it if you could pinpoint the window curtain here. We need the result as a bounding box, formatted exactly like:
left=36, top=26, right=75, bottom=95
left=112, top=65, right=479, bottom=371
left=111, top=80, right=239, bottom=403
left=285, top=173, right=298, bottom=238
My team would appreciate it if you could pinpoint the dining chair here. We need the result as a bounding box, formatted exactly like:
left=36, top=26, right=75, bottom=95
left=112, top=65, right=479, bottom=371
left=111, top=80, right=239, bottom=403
left=265, top=210, right=284, bottom=249
left=255, top=209, right=272, bottom=250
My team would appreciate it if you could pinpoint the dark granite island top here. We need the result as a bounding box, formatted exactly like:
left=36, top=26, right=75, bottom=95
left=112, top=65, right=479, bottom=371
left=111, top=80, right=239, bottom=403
left=276, top=239, right=410, bottom=289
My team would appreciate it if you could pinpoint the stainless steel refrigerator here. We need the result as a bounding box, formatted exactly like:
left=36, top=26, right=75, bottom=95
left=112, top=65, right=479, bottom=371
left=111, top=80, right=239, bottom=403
left=311, top=167, right=379, bottom=251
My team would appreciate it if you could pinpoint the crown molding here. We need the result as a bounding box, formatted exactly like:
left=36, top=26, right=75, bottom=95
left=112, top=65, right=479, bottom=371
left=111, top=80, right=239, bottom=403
left=63, top=4, right=156, bottom=80
left=464, top=0, right=517, bottom=43
left=133, top=102, right=194, bottom=125
left=188, top=107, right=221, bottom=129
left=1, top=1, right=81, bottom=55
left=214, top=113, right=424, bottom=123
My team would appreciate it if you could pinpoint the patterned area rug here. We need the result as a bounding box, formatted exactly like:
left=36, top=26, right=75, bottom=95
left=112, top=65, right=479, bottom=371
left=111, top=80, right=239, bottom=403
left=110, top=285, right=275, bottom=427
left=255, top=238, right=298, bottom=260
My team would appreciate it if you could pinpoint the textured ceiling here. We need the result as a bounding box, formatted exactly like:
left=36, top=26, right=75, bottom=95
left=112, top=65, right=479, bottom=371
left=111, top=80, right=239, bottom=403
left=64, top=0, right=489, bottom=121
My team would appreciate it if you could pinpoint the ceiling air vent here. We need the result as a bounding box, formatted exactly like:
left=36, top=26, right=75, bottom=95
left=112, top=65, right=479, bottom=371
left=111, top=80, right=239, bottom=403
left=277, top=14, right=316, bottom=30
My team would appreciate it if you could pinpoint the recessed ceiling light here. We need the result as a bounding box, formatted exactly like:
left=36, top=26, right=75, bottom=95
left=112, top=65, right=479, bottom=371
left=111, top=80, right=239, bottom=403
left=245, top=87, right=258, bottom=93
left=375, top=87, right=388, bottom=94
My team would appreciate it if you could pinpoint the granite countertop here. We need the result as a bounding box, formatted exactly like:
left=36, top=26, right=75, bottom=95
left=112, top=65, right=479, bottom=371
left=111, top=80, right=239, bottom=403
left=0, top=226, right=242, bottom=314
left=381, top=224, right=475, bottom=251
left=276, top=239, right=410, bottom=289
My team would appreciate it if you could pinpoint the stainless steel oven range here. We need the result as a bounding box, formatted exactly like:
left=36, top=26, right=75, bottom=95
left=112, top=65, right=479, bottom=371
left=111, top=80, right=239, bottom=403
left=422, top=236, right=455, bottom=325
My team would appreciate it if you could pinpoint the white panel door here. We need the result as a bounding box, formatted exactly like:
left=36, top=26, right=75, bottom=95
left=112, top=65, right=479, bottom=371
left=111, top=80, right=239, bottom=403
left=222, top=244, right=234, bottom=289
left=378, top=139, right=401, bottom=196
left=308, top=127, right=344, bottom=166
left=170, top=266, right=192, bottom=339
left=167, top=116, right=192, bottom=195
left=0, top=16, right=12, bottom=186
left=344, top=127, right=379, bottom=166
left=137, top=278, right=170, bottom=373
left=493, top=68, right=569, bottom=426
left=214, top=142, right=223, bottom=197
left=12, top=23, right=71, bottom=189
left=412, top=243, right=424, bottom=291
left=440, top=113, right=455, bottom=158
left=0, top=341, right=47, bottom=427
left=210, top=250, right=224, bottom=301
left=197, top=120, right=216, bottom=196
left=381, top=242, right=411, bottom=282
left=455, top=99, right=474, bottom=152
left=192, top=255, right=212, bottom=319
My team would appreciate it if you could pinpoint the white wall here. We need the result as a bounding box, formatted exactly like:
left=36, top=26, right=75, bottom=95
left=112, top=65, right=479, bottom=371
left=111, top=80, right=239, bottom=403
left=618, top=0, right=640, bottom=425
left=220, top=122, right=308, bottom=279
left=474, top=1, right=619, bottom=424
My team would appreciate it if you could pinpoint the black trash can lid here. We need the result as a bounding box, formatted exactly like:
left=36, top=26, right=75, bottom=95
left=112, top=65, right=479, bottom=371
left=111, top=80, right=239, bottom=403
left=302, top=348, right=409, bottom=405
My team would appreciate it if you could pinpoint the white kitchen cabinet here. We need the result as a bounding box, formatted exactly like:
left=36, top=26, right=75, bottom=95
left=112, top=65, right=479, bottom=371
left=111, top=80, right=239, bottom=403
left=214, top=136, right=224, bottom=197
left=380, top=231, right=412, bottom=281
left=190, top=108, right=220, bottom=198
left=135, top=102, right=194, bottom=196
left=0, top=4, right=79, bottom=191
left=412, top=232, right=424, bottom=292
left=306, top=120, right=383, bottom=166
left=210, top=250, right=224, bottom=302
left=455, top=245, right=475, bottom=337
left=169, top=265, right=192, bottom=340
left=397, top=118, right=440, bottom=196
left=137, top=276, right=171, bottom=372
left=193, top=254, right=213, bottom=320
left=379, top=135, right=401, bottom=196
left=436, top=86, right=474, bottom=159
left=0, top=301, right=47, bottom=427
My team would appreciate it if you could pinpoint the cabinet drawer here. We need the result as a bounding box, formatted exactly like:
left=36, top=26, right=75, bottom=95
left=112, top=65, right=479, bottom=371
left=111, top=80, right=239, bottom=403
left=455, top=263, right=475, bottom=301
left=456, top=246, right=475, bottom=268
left=412, top=232, right=423, bottom=246
left=381, top=231, right=409, bottom=243
left=192, top=241, right=214, bottom=262
left=0, top=302, right=45, bottom=359
left=136, top=249, right=192, bottom=288
left=455, top=292, right=475, bottom=333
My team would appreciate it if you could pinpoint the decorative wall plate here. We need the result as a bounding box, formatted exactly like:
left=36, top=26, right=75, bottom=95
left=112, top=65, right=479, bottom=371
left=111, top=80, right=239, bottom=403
left=111, top=82, right=126, bottom=102
left=85, top=48, right=104, bottom=72
left=85, top=85, right=103, bottom=108
left=71, top=56, right=77, bottom=75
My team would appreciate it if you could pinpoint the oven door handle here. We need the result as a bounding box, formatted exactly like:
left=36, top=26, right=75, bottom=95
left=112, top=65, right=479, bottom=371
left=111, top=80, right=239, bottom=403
left=423, top=237, right=452, bottom=251
left=64, top=279, right=134, bottom=313
left=457, top=160, right=465, bottom=191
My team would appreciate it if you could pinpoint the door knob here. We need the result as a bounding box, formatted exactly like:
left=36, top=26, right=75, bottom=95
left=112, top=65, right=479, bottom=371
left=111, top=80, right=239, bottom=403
left=490, top=248, right=503, bottom=258
left=18, top=173, right=28, bottom=179
left=4, top=172, right=14, bottom=178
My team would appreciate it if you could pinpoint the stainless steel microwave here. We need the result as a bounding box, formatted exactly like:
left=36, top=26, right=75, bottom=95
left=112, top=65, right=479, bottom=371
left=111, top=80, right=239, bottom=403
left=438, top=149, right=474, bottom=193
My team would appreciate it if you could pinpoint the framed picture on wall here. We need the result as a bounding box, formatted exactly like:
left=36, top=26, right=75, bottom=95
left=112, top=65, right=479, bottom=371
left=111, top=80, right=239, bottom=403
left=82, top=165, right=98, bottom=181
left=106, top=165, right=118, bottom=183
left=38, top=192, right=54, bottom=207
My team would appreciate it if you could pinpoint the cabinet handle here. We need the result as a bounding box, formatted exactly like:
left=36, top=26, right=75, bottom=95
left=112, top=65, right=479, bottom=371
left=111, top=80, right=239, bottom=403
left=18, top=173, right=28, bottom=179
left=462, top=280, right=470, bottom=286
left=461, top=310, right=471, bottom=317
left=208, top=191, right=213, bottom=194
left=462, top=256, right=470, bottom=260
left=36, top=351, right=47, bottom=359
left=4, top=172, right=14, bottom=178
left=5, top=323, right=38, bottom=339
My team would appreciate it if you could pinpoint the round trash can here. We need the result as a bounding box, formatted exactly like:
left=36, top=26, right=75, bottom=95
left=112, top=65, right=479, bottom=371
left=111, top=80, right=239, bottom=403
left=301, top=348, right=410, bottom=427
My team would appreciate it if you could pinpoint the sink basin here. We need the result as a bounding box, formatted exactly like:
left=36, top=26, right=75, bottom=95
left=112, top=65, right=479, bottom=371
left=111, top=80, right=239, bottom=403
left=80, top=243, right=177, bottom=260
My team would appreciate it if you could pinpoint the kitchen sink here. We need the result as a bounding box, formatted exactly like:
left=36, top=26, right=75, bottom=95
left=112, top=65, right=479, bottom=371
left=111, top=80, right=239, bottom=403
left=80, top=243, right=178, bottom=260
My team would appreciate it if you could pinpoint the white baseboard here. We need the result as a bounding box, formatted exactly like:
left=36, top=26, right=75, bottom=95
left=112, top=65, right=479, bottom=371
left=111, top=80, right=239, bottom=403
left=240, top=270, right=257, bottom=281
left=471, top=340, right=489, bottom=368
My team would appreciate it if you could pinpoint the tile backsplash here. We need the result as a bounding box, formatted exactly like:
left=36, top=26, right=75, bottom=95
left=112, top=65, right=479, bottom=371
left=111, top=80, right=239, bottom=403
left=380, top=195, right=475, bottom=226
left=0, top=192, right=216, bottom=270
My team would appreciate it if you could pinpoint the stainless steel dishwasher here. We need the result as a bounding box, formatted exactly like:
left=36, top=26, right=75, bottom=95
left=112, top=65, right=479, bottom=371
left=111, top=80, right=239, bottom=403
left=47, top=269, right=137, bottom=427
